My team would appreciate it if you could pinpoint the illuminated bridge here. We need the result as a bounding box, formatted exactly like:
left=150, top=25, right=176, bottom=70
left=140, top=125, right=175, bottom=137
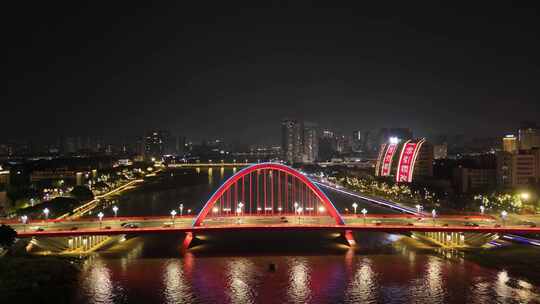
left=7, top=163, right=540, bottom=251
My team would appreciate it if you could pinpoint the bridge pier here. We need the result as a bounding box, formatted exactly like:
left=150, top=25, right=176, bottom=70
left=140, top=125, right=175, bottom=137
left=182, top=232, right=194, bottom=250
left=415, top=231, right=498, bottom=248
left=344, top=230, right=356, bottom=246
left=68, top=235, right=109, bottom=252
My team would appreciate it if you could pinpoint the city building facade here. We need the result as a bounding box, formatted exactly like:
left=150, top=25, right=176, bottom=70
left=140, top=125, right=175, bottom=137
left=281, top=120, right=318, bottom=163
left=502, top=134, right=518, bottom=153
left=518, top=123, right=540, bottom=150
left=496, top=149, right=540, bottom=188
left=144, top=130, right=171, bottom=161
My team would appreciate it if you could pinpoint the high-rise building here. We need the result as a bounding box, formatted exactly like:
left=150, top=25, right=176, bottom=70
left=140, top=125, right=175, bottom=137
left=176, top=136, right=186, bottom=156
left=144, top=130, right=170, bottom=161
left=502, top=134, right=518, bottom=153
left=518, top=123, right=540, bottom=150
left=281, top=120, right=302, bottom=163
left=496, top=149, right=540, bottom=188
left=281, top=120, right=318, bottom=163
left=318, top=130, right=336, bottom=162
left=453, top=167, right=497, bottom=193
left=302, top=123, right=318, bottom=163
left=433, top=143, right=448, bottom=159
left=352, top=130, right=362, bottom=152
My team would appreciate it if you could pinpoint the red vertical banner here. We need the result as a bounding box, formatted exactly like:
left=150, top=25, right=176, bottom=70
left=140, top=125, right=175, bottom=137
left=396, top=142, right=416, bottom=182
left=380, top=143, right=398, bottom=176
left=375, top=143, right=388, bottom=176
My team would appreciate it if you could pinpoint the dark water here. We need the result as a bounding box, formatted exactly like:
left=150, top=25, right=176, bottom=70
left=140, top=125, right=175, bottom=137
left=74, top=168, right=540, bottom=303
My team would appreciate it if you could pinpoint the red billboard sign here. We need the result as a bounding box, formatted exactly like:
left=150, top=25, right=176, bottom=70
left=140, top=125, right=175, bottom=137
left=380, top=143, right=397, bottom=176
left=375, top=143, right=387, bottom=176
left=396, top=139, right=426, bottom=183
left=396, top=142, right=417, bottom=182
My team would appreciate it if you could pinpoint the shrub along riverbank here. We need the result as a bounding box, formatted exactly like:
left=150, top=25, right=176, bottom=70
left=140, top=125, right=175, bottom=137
left=0, top=256, right=81, bottom=303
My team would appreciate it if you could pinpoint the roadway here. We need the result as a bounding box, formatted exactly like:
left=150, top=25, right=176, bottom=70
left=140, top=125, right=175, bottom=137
left=9, top=214, right=540, bottom=238
left=314, top=178, right=540, bottom=247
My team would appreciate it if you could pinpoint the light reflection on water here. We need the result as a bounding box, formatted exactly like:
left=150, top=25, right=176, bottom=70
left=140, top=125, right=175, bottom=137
left=287, top=257, right=311, bottom=303
left=163, top=259, right=191, bottom=304
left=75, top=168, right=540, bottom=303
left=346, top=258, right=377, bottom=303
left=81, top=259, right=115, bottom=304
left=75, top=238, right=540, bottom=304
left=226, top=259, right=256, bottom=304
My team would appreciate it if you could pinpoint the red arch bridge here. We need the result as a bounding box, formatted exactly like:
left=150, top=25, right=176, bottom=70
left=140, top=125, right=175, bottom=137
left=9, top=163, right=540, bottom=248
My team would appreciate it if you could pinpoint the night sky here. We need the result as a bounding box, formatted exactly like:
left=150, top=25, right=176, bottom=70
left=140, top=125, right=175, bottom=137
left=5, top=2, right=540, bottom=144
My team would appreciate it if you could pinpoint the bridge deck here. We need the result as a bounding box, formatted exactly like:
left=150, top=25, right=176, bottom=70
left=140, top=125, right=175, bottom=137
left=10, top=215, right=540, bottom=238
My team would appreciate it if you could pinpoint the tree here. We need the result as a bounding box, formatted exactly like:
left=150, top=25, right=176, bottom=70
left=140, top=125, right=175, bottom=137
left=70, top=185, right=94, bottom=201
left=0, top=225, right=16, bottom=249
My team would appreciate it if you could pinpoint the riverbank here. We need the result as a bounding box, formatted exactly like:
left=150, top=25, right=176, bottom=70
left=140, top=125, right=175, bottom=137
left=0, top=256, right=81, bottom=303
left=466, top=245, right=540, bottom=286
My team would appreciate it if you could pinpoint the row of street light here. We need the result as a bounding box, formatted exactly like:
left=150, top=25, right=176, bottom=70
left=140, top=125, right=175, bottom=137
left=170, top=202, right=192, bottom=226
left=19, top=204, right=121, bottom=231
left=18, top=201, right=514, bottom=231
left=350, top=202, right=512, bottom=226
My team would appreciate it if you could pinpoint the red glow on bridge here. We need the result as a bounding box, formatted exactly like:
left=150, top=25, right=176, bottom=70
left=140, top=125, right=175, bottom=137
left=193, top=163, right=345, bottom=226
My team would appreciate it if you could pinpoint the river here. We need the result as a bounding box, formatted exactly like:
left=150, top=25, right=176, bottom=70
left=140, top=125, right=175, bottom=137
left=73, top=167, right=540, bottom=303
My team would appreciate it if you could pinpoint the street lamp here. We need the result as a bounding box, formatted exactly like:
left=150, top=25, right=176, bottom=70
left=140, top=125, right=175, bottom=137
left=212, top=207, right=219, bottom=214
left=520, top=192, right=530, bottom=201
left=501, top=210, right=508, bottom=226
left=179, top=203, right=184, bottom=216
left=112, top=206, right=119, bottom=218
left=297, top=207, right=303, bottom=223
left=294, top=202, right=299, bottom=213
left=238, top=202, right=244, bottom=214
left=318, top=206, right=325, bottom=213
left=352, top=202, right=358, bottom=214
left=43, top=208, right=50, bottom=223
left=278, top=207, right=283, bottom=214
left=171, top=210, right=177, bottom=227
left=415, top=204, right=422, bottom=215
left=431, top=209, right=437, bottom=225
left=480, top=205, right=485, bottom=215
left=98, top=212, right=104, bottom=229
left=361, top=208, right=367, bottom=225
left=187, top=209, right=192, bottom=215
left=21, top=215, right=28, bottom=232
left=236, top=207, right=242, bottom=223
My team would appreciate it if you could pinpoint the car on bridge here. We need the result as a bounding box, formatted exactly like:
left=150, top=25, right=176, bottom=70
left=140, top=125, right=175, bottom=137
left=121, top=222, right=140, bottom=229
left=517, top=221, right=537, bottom=227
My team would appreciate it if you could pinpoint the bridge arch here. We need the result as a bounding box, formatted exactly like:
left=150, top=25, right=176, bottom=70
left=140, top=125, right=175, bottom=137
left=193, top=163, right=345, bottom=226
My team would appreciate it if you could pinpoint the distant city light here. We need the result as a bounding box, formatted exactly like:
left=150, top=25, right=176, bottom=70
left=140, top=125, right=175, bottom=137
left=389, top=137, right=400, bottom=144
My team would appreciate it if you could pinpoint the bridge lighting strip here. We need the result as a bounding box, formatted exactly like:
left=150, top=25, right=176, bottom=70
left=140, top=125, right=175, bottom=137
left=316, top=180, right=540, bottom=247
left=314, top=181, right=419, bottom=215
left=502, top=234, right=540, bottom=247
